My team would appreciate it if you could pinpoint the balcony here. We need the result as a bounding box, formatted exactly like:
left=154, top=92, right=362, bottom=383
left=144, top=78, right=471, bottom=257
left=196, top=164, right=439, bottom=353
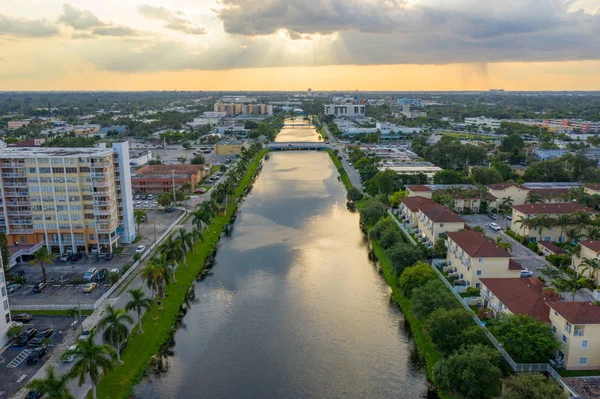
left=2, top=180, right=28, bottom=188
left=94, top=208, right=114, bottom=216
left=0, top=162, right=25, bottom=168
left=91, top=160, right=110, bottom=168
left=3, top=172, right=27, bottom=178
left=10, top=229, right=34, bottom=234
left=4, top=191, right=29, bottom=197
left=92, top=179, right=112, bottom=188
left=7, top=209, right=32, bottom=216
left=93, top=198, right=115, bottom=206
left=90, top=172, right=106, bottom=178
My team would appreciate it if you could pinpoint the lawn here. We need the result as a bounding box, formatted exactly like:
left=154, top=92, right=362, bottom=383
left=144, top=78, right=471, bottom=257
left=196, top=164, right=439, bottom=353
left=325, top=149, right=353, bottom=190
left=94, top=149, right=268, bottom=399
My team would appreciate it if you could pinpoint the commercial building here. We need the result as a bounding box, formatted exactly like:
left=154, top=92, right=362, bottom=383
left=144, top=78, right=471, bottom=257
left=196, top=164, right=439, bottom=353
left=214, top=103, right=273, bottom=117
left=543, top=119, right=600, bottom=134
left=0, top=143, right=136, bottom=255
left=129, top=149, right=153, bottom=167
left=446, top=230, right=522, bottom=289
left=511, top=203, right=593, bottom=242
left=132, top=164, right=204, bottom=194
left=397, top=104, right=427, bottom=120
left=324, top=104, right=366, bottom=118
left=191, top=112, right=227, bottom=126
left=549, top=301, right=600, bottom=370
left=7, top=120, right=31, bottom=129
left=396, top=98, right=422, bottom=107
left=464, top=117, right=501, bottom=131
left=1, top=255, right=10, bottom=348
left=214, top=140, right=248, bottom=156
left=379, top=163, right=443, bottom=182
left=480, top=277, right=558, bottom=321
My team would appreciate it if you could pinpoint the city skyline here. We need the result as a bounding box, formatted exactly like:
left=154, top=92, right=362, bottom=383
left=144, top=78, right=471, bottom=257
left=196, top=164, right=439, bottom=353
left=1, top=0, right=600, bottom=90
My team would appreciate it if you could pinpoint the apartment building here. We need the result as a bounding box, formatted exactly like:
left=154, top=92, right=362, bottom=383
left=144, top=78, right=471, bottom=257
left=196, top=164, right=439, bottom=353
left=0, top=255, right=10, bottom=348
left=132, top=164, right=204, bottom=194
left=405, top=185, right=433, bottom=198
left=487, top=183, right=530, bottom=206
left=398, top=197, right=465, bottom=246
left=446, top=230, right=522, bottom=289
left=584, top=184, right=600, bottom=196
left=464, top=116, right=501, bottom=131
left=487, top=182, right=580, bottom=207
left=573, top=241, right=600, bottom=285
left=480, top=277, right=558, bottom=321
left=324, top=104, right=366, bottom=117
left=511, top=203, right=593, bottom=242
left=406, top=184, right=481, bottom=213
left=214, top=103, right=273, bottom=117
left=549, top=301, right=600, bottom=370
left=0, top=143, right=135, bottom=255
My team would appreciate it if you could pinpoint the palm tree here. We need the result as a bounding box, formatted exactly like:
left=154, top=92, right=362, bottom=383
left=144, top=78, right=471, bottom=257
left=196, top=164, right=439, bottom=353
left=98, top=305, right=133, bottom=364
left=552, top=273, right=588, bottom=301
left=556, top=214, right=572, bottom=243
left=140, top=255, right=172, bottom=301
left=563, top=244, right=581, bottom=273
left=29, top=247, right=53, bottom=283
left=62, top=330, right=114, bottom=399
left=25, top=365, right=74, bottom=399
left=496, top=237, right=513, bottom=253
left=565, top=226, right=581, bottom=244
left=159, top=235, right=183, bottom=281
left=176, top=228, right=193, bottom=267
left=529, top=215, right=553, bottom=242
left=191, top=227, right=204, bottom=253
left=133, top=209, right=147, bottom=238
left=579, top=258, right=600, bottom=283
left=192, top=207, right=212, bottom=231
left=527, top=193, right=543, bottom=204
left=539, top=264, right=562, bottom=281
left=586, top=226, right=600, bottom=241
left=125, top=288, right=153, bottom=333
left=572, top=211, right=593, bottom=237
left=513, top=215, right=530, bottom=235
left=66, top=307, right=79, bottom=331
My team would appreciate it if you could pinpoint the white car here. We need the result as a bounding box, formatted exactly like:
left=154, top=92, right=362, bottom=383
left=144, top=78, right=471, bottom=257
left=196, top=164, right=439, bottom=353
left=62, top=345, right=77, bottom=362
left=135, top=245, right=146, bottom=254
left=520, top=269, right=534, bottom=278
left=488, top=223, right=501, bottom=231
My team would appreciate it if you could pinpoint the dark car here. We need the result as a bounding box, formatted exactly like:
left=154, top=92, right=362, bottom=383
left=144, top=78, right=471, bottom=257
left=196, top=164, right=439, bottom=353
left=70, top=253, right=83, bottom=262
left=32, top=282, right=48, bottom=293
left=25, top=391, right=43, bottom=399
left=96, top=268, right=109, bottom=281
left=167, top=207, right=173, bottom=213
left=27, top=346, right=47, bottom=365
left=12, top=313, right=33, bottom=323
left=103, top=253, right=113, bottom=261
left=30, top=328, right=53, bottom=346
left=16, top=328, right=38, bottom=346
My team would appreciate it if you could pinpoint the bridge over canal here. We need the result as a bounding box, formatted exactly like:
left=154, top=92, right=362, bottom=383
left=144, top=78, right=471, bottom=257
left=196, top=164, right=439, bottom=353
left=268, top=142, right=329, bottom=151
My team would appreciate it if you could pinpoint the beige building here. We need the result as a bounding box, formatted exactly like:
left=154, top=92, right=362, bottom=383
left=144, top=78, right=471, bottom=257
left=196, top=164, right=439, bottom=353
left=573, top=241, right=600, bottom=285
left=0, top=144, right=136, bottom=255
left=549, top=301, right=600, bottom=370
left=511, top=203, right=593, bottom=243
left=480, top=277, right=558, bottom=321
left=585, top=184, right=600, bottom=196
left=399, top=197, right=465, bottom=246
left=405, top=184, right=482, bottom=213
left=405, top=185, right=433, bottom=199
left=214, top=140, right=248, bottom=156
left=487, top=183, right=530, bottom=206
left=446, top=230, right=522, bottom=289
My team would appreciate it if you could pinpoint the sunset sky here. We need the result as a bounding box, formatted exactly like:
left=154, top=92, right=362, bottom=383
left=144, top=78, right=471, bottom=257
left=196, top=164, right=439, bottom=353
left=1, top=0, right=600, bottom=91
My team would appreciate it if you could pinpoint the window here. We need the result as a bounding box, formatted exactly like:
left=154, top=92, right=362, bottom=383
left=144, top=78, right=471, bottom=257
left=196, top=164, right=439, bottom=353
left=554, top=310, right=559, bottom=317
left=476, top=269, right=482, bottom=276
left=3, top=299, right=8, bottom=311
left=1, top=286, right=5, bottom=297
left=4, top=313, right=10, bottom=324
left=582, top=340, right=589, bottom=348
left=579, top=357, right=588, bottom=365
left=562, top=334, right=568, bottom=343
left=439, top=223, right=444, bottom=227
left=566, top=322, right=572, bottom=334
left=575, top=326, right=585, bottom=336
left=478, top=258, right=484, bottom=263
left=552, top=325, right=557, bottom=334
left=475, top=283, right=481, bottom=288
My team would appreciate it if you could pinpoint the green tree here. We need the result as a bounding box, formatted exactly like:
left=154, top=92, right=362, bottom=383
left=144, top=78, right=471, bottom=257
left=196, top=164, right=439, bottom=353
left=66, top=307, right=79, bottom=331
left=425, top=308, right=487, bottom=356
left=177, top=156, right=187, bottom=164
left=182, top=142, right=192, bottom=150
left=411, top=280, right=459, bottom=318
left=176, top=228, right=193, bottom=267
left=125, top=288, right=153, bottom=334
left=158, top=193, right=172, bottom=209
left=552, top=273, right=587, bottom=301
left=386, top=243, right=424, bottom=274
left=489, top=314, right=560, bottom=363
left=389, top=189, right=406, bottom=208
left=580, top=257, right=600, bottom=281
left=471, top=167, right=503, bottom=185
left=346, top=187, right=364, bottom=202
left=25, top=365, right=74, bottom=399
left=503, top=373, right=568, bottom=399
left=500, top=133, right=524, bottom=153
left=399, top=261, right=438, bottom=297
left=133, top=209, right=147, bottom=238
left=433, top=170, right=470, bottom=185
left=62, top=330, right=115, bottom=399
left=98, top=305, right=133, bottom=364
left=190, top=154, right=205, bottom=164
left=368, top=218, right=395, bottom=241
left=433, top=238, right=447, bottom=256
left=29, top=247, right=53, bottom=283
left=358, top=199, right=386, bottom=228
left=159, top=235, right=183, bottom=280
left=380, top=228, right=403, bottom=249
left=433, top=344, right=502, bottom=399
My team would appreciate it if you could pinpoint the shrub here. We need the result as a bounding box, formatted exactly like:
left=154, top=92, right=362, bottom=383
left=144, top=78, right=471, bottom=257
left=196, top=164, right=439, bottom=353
left=369, top=218, right=395, bottom=241
left=466, top=287, right=481, bottom=296
left=411, top=280, right=459, bottom=319
left=425, top=308, right=482, bottom=356
left=547, top=254, right=570, bottom=267
left=386, top=244, right=425, bottom=275
left=527, top=242, right=539, bottom=253
left=358, top=198, right=386, bottom=227
left=133, top=252, right=142, bottom=262
left=399, top=261, right=438, bottom=297
left=381, top=228, right=404, bottom=249
left=503, top=373, right=568, bottom=399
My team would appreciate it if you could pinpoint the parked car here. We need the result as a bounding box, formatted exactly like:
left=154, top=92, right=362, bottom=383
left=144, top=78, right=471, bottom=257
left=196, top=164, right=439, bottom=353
left=79, top=328, right=94, bottom=341
left=141, top=194, right=148, bottom=200
left=12, top=313, right=33, bottom=323
left=82, top=282, right=98, bottom=293
left=70, top=253, right=83, bottom=262
left=61, top=345, right=78, bottom=363
left=59, top=253, right=70, bottom=262
left=135, top=245, right=146, bottom=254
left=143, top=201, right=150, bottom=207
left=96, top=268, right=109, bottom=281
left=25, top=391, right=43, bottom=399
left=167, top=207, right=173, bottom=213
left=83, top=268, right=98, bottom=281
left=134, top=195, right=141, bottom=200
left=32, top=282, right=48, bottom=293
left=488, top=213, right=498, bottom=220
left=30, top=328, right=53, bottom=346
left=7, top=283, right=22, bottom=294
left=506, top=215, right=512, bottom=221
left=104, top=253, right=113, bottom=261
left=520, top=269, right=534, bottom=278
left=488, top=223, right=501, bottom=231
left=147, top=194, right=155, bottom=200
left=195, top=188, right=207, bottom=194
left=27, top=346, right=47, bottom=365
left=16, top=328, right=38, bottom=346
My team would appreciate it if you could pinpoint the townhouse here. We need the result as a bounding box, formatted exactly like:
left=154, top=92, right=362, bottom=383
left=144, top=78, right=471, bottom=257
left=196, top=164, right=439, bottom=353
left=398, top=197, right=465, bottom=246
left=479, top=277, right=558, bottom=321
left=486, top=183, right=530, bottom=206
left=405, top=184, right=482, bottom=213
left=487, top=182, right=580, bottom=208
left=511, top=203, right=593, bottom=242
left=446, top=230, right=522, bottom=289
left=549, top=301, right=600, bottom=370
left=585, top=184, right=600, bottom=196
left=573, top=241, right=600, bottom=285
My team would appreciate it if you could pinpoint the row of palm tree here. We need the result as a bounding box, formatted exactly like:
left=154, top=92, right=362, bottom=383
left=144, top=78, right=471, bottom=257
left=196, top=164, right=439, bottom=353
left=26, top=288, right=152, bottom=399
left=514, top=211, right=599, bottom=243
left=526, top=186, right=600, bottom=210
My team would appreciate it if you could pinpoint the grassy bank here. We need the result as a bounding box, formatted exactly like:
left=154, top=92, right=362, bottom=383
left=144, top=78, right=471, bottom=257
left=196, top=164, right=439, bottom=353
left=94, top=149, right=268, bottom=399
left=11, top=309, right=94, bottom=317
left=325, top=149, right=353, bottom=190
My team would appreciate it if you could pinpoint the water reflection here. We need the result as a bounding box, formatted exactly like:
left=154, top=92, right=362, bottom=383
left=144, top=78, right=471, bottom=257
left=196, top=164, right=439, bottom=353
left=275, top=117, right=321, bottom=142
left=135, top=151, right=434, bottom=399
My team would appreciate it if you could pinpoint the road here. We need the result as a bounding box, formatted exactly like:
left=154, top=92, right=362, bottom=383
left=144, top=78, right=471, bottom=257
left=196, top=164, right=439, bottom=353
left=322, top=123, right=363, bottom=190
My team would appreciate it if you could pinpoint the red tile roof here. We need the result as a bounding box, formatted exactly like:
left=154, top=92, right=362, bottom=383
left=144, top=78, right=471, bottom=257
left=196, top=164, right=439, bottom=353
left=400, top=197, right=438, bottom=212
left=585, top=184, right=600, bottom=191
left=539, top=241, right=566, bottom=255
left=406, top=185, right=433, bottom=192
left=421, top=206, right=466, bottom=223
left=580, top=240, right=600, bottom=253
left=511, top=203, right=592, bottom=215
left=508, top=259, right=525, bottom=271
left=480, top=277, right=558, bottom=322
left=529, top=188, right=570, bottom=198
left=446, top=230, right=511, bottom=258
left=547, top=302, right=600, bottom=325
left=487, top=183, right=529, bottom=191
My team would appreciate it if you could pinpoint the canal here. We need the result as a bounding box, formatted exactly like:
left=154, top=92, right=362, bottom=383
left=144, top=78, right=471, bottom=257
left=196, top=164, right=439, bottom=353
left=134, top=123, right=433, bottom=399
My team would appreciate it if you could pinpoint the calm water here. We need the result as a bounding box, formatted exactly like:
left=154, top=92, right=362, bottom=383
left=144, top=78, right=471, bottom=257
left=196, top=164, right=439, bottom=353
left=134, top=126, right=432, bottom=399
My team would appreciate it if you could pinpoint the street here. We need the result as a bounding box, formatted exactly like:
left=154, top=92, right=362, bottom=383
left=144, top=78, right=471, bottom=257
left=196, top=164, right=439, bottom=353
left=322, top=124, right=363, bottom=190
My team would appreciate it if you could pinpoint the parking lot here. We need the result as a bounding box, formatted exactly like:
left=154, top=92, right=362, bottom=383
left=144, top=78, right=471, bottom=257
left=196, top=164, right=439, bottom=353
left=0, top=316, right=73, bottom=397
left=7, top=208, right=183, bottom=307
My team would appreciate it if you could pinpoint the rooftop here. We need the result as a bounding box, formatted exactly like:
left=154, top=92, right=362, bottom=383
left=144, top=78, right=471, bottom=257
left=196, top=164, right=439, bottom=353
left=406, top=185, right=433, bottom=192
left=447, top=230, right=511, bottom=258
left=480, top=277, right=558, bottom=322
left=539, top=241, right=566, bottom=254
left=133, top=164, right=204, bottom=180
left=580, top=240, right=600, bottom=253
left=0, top=146, right=114, bottom=158
left=421, top=206, right=466, bottom=223
left=512, top=203, right=592, bottom=215
left=548, top=302, right=600, bottom=325
left=401, top=196, right=438, bottom=212
left=585, top=184, right=600, bottom=191
left=486, top=183, right=528, bottom=190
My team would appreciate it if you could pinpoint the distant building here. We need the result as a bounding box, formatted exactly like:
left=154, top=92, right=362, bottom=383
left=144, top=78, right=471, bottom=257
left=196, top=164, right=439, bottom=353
left=214, top=140, right=248, bottom=156
left=99, top=125, right=127, bottom=136
left=397, top=104, right=427, bottom=120
left=465, top=117, right=501, bottom=131
left=324, top=104, right=365, bottom=118
left=214, top=103, right=273, bottom=117
left=191, top=112, right=227, bottom=126
left=216, top=124, right=249, bottom=135
left=132, top=164, right=204, bottom=194
left=129, top=149, right=153, bottom=167
left=307, top=88, right=312, bottom=97
left=379, top=162, right=443, bottom=182
left=396, top=98, right=422, bottom=107
left=7, top=120, right=31, bottom=129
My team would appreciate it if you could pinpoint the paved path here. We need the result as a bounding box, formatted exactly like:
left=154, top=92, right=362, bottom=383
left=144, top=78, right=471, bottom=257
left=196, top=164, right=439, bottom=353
left=323, top=124, right=363, bottom=190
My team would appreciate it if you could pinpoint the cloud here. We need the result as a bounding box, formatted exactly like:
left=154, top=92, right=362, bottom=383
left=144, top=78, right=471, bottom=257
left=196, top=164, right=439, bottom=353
left=58, top=4, right=105, bottom=30
left=137, top=5, right=206, bottom=35
left=92, top=26, right=140, bottom=37
left=0, top=14, right=59, bottom=37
